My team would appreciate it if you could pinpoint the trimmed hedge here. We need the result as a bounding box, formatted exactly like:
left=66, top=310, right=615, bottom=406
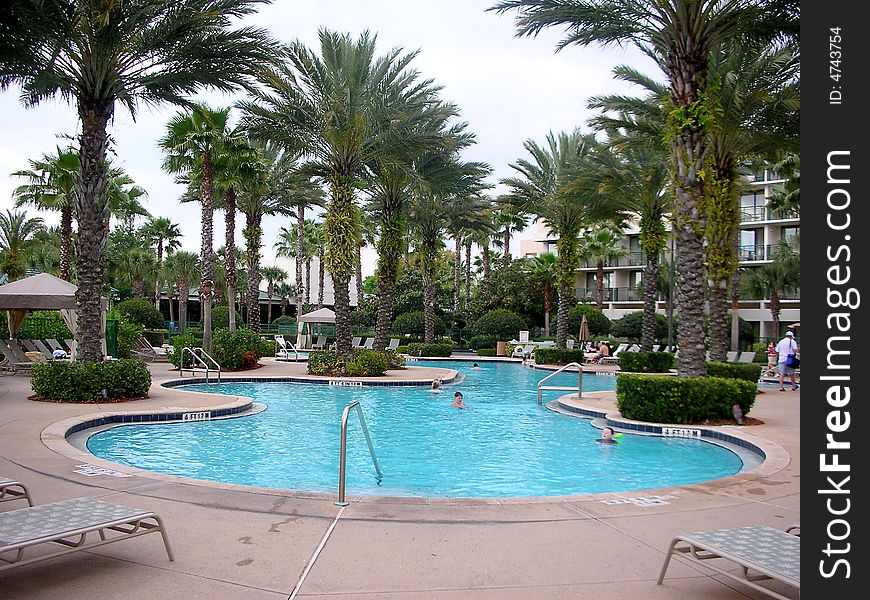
left=616, top=373, right=757, bottom=424
left=468, top=334, right=496, bottom=350
left=401, top=342, right=453, bottom=357
left=706, top=361, right=764, bottom=383
left=211, top=329, right=273, bottom=370
left=618, top=351, right=675, bottom=373
left=307, top=349, right=391, bottom=376
left=533, top=348, right=586, bottom=365
left=476, top=348, right=497, bottom=357
left=31, top=359, right=151, bottom=402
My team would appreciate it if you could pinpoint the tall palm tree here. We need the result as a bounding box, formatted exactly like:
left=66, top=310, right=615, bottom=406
left=260, top=266, right=288, bottom=324
left=446, top=195, right=493, bottom=313
left=528, top=252, right=558, bottom=337
left=580, top=226, right=628, bottom=309
left=12, top=147, right=78, bottom=280
left=275, top=219, right=319, bottom=309
left=116, top=247, right=158, bottom=298
left=282, top=180, right=325, bottom=323
left=312, top=222, right=328, bottom=309
left=163, top=251, right=200, bottom=334
left=160, top=104, right=234, bottom=351
left=0, top=210, right=45, bottom=281
left=490, top=0, right=798, bottom=376
left=274, top=282, right=294, bottom=317
left=241, top=29, right=449, bottom=360
left=491, top=204, right=528, bottom=269
left=1, top=0, right=279, bottom=362
left=141, top=216, right=182, bottom=307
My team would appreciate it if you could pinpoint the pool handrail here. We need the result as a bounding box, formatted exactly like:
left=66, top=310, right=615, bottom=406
left=336, top=401, right=382, bottom=506
left=180, top=347, right=221, bottom=384
left=537, top=362, right=583, bottom=405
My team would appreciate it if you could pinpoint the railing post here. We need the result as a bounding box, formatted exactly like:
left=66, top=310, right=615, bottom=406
left=336, top=401, right=382, bottom=506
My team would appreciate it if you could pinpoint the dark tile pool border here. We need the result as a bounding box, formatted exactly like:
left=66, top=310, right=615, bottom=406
left=160, top=371, right=458, bottom=389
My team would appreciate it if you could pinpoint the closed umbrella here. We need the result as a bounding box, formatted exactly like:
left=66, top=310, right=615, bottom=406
left=579, top=314, right=590, bottom=344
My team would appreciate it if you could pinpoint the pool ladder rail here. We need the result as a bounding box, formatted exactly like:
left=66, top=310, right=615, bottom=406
left=537, top=362, right=583, bottom=405
left=179, top=347, right=222, bottom=384
left=336, top=400, right=382, bottom=506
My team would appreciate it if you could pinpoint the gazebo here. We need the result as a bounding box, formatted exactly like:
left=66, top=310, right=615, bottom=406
left=295, top=307, right=335, bottom=349
left=0, top=273, right=106, bottom=356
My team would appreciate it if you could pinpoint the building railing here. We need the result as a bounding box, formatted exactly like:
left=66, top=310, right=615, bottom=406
left=580, top=251, right=671, bottom=269
left=575, top=287, right=646, bottom=302
left=738, top=245, right=766, bottom=261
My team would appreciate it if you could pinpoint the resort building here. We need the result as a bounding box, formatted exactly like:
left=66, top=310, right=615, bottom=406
left=518, top=168, right=799, bottom=342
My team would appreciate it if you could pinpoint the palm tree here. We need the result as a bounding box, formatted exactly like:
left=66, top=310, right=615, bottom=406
left=274, top=282, right=294, bottom=317
left=12, top=147, right=78, bottom=280
left=491, top=204, right=528, bottom=269
left=282, top=181, right=325, bottom=323
left=312, top=222, right=329, bottom=309
left=500, top=130, right=605, bottom=348
left=116, top=247, right=158, bottom=298
left=446, top=195, right=493, bottom=312
left=260, top=266, right=288, bottom=325
left=490, top=0, right=798, bottom=375
left=275, top=219, right=319, bottom=309
left=528, top=252, right=558, bottom=337
left=1, top=0, right=279, bottom=362
left=163, top=251, right=200, bottom=335
left=741, top=241, right=799, bottom=336
left=241, top=29, right=449, bottom=360
left=0, top=210, right=45, bottom=281
left=580, top=226, right=628, bottom=309
left=141, top=216, right=182, bottom=307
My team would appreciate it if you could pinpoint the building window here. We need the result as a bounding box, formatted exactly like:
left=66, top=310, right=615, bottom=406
left=740, top=191, right=767, bottom=222
left=740, top=230, right=764, bottom=261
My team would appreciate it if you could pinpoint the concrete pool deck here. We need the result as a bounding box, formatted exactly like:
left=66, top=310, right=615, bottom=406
left=0, top=359, right=800, bottom=599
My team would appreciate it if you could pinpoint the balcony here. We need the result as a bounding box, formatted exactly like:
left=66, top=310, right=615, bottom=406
left=738, top=245, right=766, bottom=261
left=580, top=251, right=670, bottom=269
left=575, top=287, right=646, bottom=302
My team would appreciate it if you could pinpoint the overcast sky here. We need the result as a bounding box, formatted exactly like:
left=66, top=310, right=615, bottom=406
left=0, top=0, right=661, bottom=277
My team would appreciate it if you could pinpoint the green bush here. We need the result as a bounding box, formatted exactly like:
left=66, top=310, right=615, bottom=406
left=31, top=359, right=151, bottom=402
left=706, top=361, right=763, bottom=383
left=212, top=305, right=244, bottom=330
left=472, top=309, right=527, bottom=341
left=403, top=342, right=453, bottom=357
left=618, top=351, right=675, bottom=373
left=106, top=309, right=146, bottom=359
left=751, top=341, right=770, bottom=362
left=307, top=349, right=394, bottom=376
left=307, top=350, right=341, bottom=375
left=142, top=329, right=167, bottom=347
left=391, top=311, right=446, bottom=336
left=468, top=334, right=497, bottom=350
left=567, top=304, right=612, bottom=336
left=271, top=314, right=296, bottom=328
left=382, top=349, right=405, bottom=369
left=211, top=328, right=269, bottom=370
left=168, top=334, right=198, bottom=368
left=476, top=348, right=497, bottom=357
left=114, top=298, right=165, bottom=328
left=610, top=311, right=672, bottom=341
left=616, top=374, right=757, bottom=424
left=533, top=348, right=586, bottom=365
left=12, top=310, right=73, bottom=340
left=346, top=350, right=389, bottom=376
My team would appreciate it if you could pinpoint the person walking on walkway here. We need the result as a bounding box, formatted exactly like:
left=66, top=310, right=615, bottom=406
left=775, top=331, right=799, bottom=391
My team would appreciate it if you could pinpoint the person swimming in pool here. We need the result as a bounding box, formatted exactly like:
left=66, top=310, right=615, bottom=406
left=430, top=378, right=443, bottom=393
left=597, top=426, right=619, bottom=444
left=451, top=391, right=467, bottom=408
left=472, top=363, right=481, bottom=370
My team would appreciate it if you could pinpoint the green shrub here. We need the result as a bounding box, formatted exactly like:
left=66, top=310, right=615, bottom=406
left=114, top=298, right=165, bottom=328
left=611, top=311, right=672, bottom=341
left=307, top=349, right=395, bottom=376
left=616, top=374, right=757, bottom=424
left=403, top=342, right=453, bottom=357
left=476, top=348, right=497, bottom=357
left=751, top=341, right=770, bottom=362
left=382, top=350, right=405, bottom=369
left=533, top=348, right=586, bottom=365
left=13, top=310, right=73, bottom=340
left=567, top=304, right=612, bottom=336
left=472, top=309, right=527, bottom=342
left=618, top=351, right=675, bottom=373
left=346, top=350, right=388, bottom=376
left=31, top=359, right=151, bottom=402
left=307, top=350, right=341, bottom=375
left=391, top=311, right=446, bottom=336
left=106, top=309, right=146, bottom=359
left=168, top=334, right=198, bottom=368
left=142, top=329, right=168, bottom=347
left=211, top=328, right=269, bottom=370
left=468, top=334, right=496, bottom=350
left=212, top=305, right=244, bottom=330
left=706, top=361, right=763, bottom=383
left=270, top=315, right=296, bottom=329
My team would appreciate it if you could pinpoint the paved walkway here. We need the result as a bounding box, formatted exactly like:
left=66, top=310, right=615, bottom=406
left=0, top=359, right=799, bottom=599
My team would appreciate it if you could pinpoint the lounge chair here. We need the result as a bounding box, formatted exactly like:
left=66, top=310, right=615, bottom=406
left=0, top=496, right=174, bottom=572
left=274, top=335, right=298, bottom=361
left=131, top=335, right=167, bottom=363
left=45, top=339, right=65, bottom=353
left=387, top=338, right=400, bottom=351
left=351, top=336, right=363, bottom=349
left=627, top=344, right=640, bottom=353
left=658, top=525, right=799, bottom=600
left=0, top=341, right=33, bottom=375
left=565, top=339, right=575, bottom=349
left=738, top=351, right=756, bottom=363
left=726, top=350, right=739, bottom=363
left=601, top=343, right=628, bottom=364
left=20, top=340, right=43, bottom=356
left=64, top=339, right=75, bottom=352
left=652, top=344, right=661, bottom=352
left=311, top=334, right=327, bottom=350
left=363, top=338, right=375, bottom=350
left=0, top=477, right=32, bottom=507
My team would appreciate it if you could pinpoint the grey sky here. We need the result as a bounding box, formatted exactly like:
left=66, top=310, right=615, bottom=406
left=0, top=0, right=661, bottom=277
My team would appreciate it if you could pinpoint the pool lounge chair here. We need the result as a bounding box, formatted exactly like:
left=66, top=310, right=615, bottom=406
left=726, top=350, right=739, bottom=363
left=737, top=351, right=756, bottom=363
left=658, top=525, right=799, bottom=600
left=363, top=338, right=375, bottom=350
left=0, top=341, right=33, bottom=375
left=601, top=343, right=628, bottom=364
left=387, top=338, right=400, bottom=351
left=351, top=337, right=363, bottom=349
left=0, top=497, right=174, bottom=573
left=311, top=334, right=327, bottom=350
left=0, top=477, right=32, bottom=507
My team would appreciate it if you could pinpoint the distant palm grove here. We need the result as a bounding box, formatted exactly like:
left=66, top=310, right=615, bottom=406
left=0, top=1, right=798, bottom=378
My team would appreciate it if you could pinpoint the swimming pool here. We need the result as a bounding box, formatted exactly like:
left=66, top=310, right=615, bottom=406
left=86, top=361, right=746, bottom=498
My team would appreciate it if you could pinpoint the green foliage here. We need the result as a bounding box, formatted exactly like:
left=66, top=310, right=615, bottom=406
left=114, top=298, right=165, bottom=328
left=307, top=350, right=341, bottom=375
left=467, top=261, right=544, bottom=327
left=346, top=350, right=388, bottom=377
left=617, top=351, right=675, bottom=373
left=611, top=311, right=673, bottom=341
left=10, top=310, right=73, bottom=340
left=472, top=309, right=527, bottom=342
left=706, top=361, right=764, bottom=383
left=616, top=374, right=757, bottom=424
left=476, top=348, right=497, bottom=357
left=306, top=349, right=393, bottom=376
left=143, top=329, right=168, bottom=347
left=382, top=349, right=405, bottom=369
left=168, top=333, right=198, bottom=368
left=211, top=328, right=270, bottom=371
left=533, top=348, right=586, bottom=365
left=403, top=343, right=453, bottom=357
left=351, top=297, right=378, bottom=327
left=468, top=334, right=497, bottom=350
left=392, top=311, right=446, bottom=336
left=106, top=308, right=146, bottom=359
left=212, top=304, right=243, bottom=330
left=567, top=304, right=612, bottom=337
left=31, top=359, right=151, bottom=402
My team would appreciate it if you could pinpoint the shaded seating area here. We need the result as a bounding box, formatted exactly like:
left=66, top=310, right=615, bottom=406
left=0, top=496, right=174, bottom=573
left=658, top=525, right=799, bottom=600
left=296, top=307, right=335, bottom=350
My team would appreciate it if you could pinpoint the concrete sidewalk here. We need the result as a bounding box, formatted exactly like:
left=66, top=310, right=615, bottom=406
left=0, top=361, right=800, bottom=599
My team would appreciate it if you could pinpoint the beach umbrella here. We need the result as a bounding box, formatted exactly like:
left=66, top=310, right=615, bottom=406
left=579, top=314, right=590, bottom=343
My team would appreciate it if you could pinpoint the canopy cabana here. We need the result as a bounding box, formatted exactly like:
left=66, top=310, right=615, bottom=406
left=295, top=307, right=335, bottom=348
left=0, top=273, right=106, bottom=357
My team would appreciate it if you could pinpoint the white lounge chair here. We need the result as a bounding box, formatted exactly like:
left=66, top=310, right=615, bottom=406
left=726, top=350, right=739, bottom=363
left=737, top=351, right=756, bottom=363
left=386, top=338, right=400, bottom=351
left=658, top=525, right=799, bottom=600
left=0, top=477, right=32, bottom=507
left=311, top=334, right=327, bottom=350
left=363, top=338, right=375, bottom=350
left=565, top=339, right=575, bottom=349
left=0, top=497, right=174, bottom=573
left=601, top=343, right=628, bottom=364
left=351, top=337, right=363, bottom=349
left=652, top=344, right=661, bottom=352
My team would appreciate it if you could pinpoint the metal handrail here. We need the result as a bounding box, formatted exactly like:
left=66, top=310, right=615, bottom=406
left=180, top=347, right=222, bottom=383
left=276, top=336, right=300, bottom=361
left=336, top=401, right=382, bottom=506
left=537, top=362, right=583, bottom=405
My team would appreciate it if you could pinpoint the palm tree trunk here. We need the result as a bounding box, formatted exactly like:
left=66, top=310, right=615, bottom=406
left=453, top=232, right=461, bottom=312
left=244, top=214, right=262, bottom=333
left=596, top=261, right=605, bottom=309
left=200, top=150, right=215, bottom=352
left=641, top=257, right=658, bottom=352
left=333, top=276, right=352, bottom=361
left=225, top=187, right=237, bottom=332
left=556, top=282, right=572, bottom=348
left=317, top=255, right=325, bottom=309
left=355, top=243, right=364, bottom=306
left=324, top=180, right=358, bottom=360
left=373, top=211, right=403, bottom=351
left=482, top=244, right=491, bottom=282
left=59, top=204, right=73, bottom=281
left=707, top=285, right=729, bottom=362
left=422, top=237, right=438, bottom=344
left=74, top=98, right=113, bottom=363
left=555, top=230, right=580, bottom=349
left=464, top=240, right=472, bottom=309
left=154, top=241, right=164, bottom=308
left=543, top=283, right=551, bottom=338
left=168, top=292, right=175, bottom=324
left=503, top=228, right=511, bottom=269
left=305, top=259, right=312, bottom=304
left=177, top=281, right=188, bottom=333
left=769, top=291, right=781, bottom=335
left=133, top=277, right=145, bottom=298
left=730, top=267, right=741, bottom=351
left=295, top=208, right=304, bottom=320
left=267, top=295, right=273, bottom=324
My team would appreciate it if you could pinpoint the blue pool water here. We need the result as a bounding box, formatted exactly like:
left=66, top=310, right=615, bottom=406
left=87, top=361, right=744, bottom=497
